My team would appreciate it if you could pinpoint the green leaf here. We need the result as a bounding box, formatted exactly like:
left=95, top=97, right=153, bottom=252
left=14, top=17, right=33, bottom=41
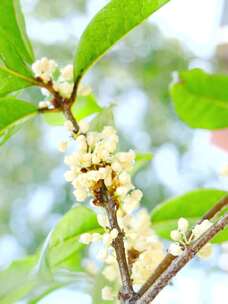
left=0, top=97, right=37, bottom=135
left=0, top=66, right=34, bottom=96
left=0, top=0, right=35, bottom=92
left=27, top=264, right=87, bottom=304
left=171, top=69, right=228, bottom=129
left=0, top=125, right=21, bottom=146
left=0, top=256, right=38, bottom=304
left=0, top=28, right=32, bottom=76
left=89, top=105, right=115, bottom=132
left=74, top=0, right=170, bottom=81
left=151, top=189, right=228, bottom=243
left=44, top=94, right=102, bottom=125
left=0, top=0, right=34, bottom=65
left=28, top=285, right=61, bottom=304
left=0, top=255, right=83, bottom=304
left=47, top=205, right=101, bottom=268
left=132, top=152, right=153, bottom=175
left=0, top=206, right=101, bottom=304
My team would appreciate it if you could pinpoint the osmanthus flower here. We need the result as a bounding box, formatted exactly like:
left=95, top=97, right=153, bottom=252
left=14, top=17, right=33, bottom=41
left=102, top=286, right=115, bottom=301
left=169, top=218, right=213, bottom=259
left=32, top=57, right=57, bottom=83
left=56, top=119, right=165, bottom=301
left=32, top=58, right=91, bottom=108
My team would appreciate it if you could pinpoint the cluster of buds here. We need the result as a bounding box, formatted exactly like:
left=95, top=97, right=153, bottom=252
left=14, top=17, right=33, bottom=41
left=32, top=57, right=57, bottom=84
left=60, top=120, right=164, bottom=301
left=63, top=121, right=137, bottom=206
left=32, top=57, right=91, bottom=109
left=123, top=209, right=165, bottom=285
left=79, top=207, right=164, bottom=301
left=169, top=218, right=213, bottom=259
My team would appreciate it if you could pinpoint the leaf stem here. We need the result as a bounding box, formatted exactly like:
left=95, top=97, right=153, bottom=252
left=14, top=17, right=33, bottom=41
left=69, top=76, right=81, bottom=106
left=62, top=102, right=79, bottom=134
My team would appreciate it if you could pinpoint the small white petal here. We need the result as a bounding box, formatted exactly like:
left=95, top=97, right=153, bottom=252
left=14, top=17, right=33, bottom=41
left=168, top=243, right=183, bottom=256
left=101, top=287, right=114, bottom=301
left=197, top=243, right=213, bottom=259
left=91, top=233, right=102, bottom=243
left=192, top=220, right=213, bottom=239
left=60, top=64, right=73, bottom=81
left=64, top=170, right=75, bottom=182
left=73, top=189, right=88, bottom=202
left=79, top=233, right=92, bottom=245
left=64, top=120, right=74, bottom=132
left=178, top=218, right=189, bottom=233
left=170, top=230, right=181, bottom=242
left=110, top=228, right=118, bottom=240
left=38, top=101, right=50, bottom=109
left=97, top=214, right=109, bottom=228
left=79, top=120, right=89, bottom=134
left=58, top=141, right=68, bottom=152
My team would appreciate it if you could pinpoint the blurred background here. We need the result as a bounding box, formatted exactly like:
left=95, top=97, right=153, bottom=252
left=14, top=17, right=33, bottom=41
left=1, top=0, right=228, bottom=303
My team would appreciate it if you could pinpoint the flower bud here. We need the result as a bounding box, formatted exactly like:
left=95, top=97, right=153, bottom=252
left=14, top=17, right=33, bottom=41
left=58, top=141, right=68, bottom=152
left=79, top=233, right=92, bottom=244
left=178, top=218, right=189, bottom=233
left=102, top=286, right=114, bottom=301
left=170, top=230, right=181, bottom=241
left=168, top=243, right=183, bottom=256
left=64, top=120, right=74, bottom=132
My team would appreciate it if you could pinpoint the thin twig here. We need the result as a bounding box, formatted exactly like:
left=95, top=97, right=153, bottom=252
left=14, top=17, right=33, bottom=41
left=138, top=194, right=228, bottom=297
left=36, top=78, right=63, bottom=102
left=36, top=77, right=80, bottom=134
left=100, top=182, right=138, bottom=303
left=199, top=194, right=228, bottom=223
left=136, top=213, right=228, bottom=304
left=62, top=102, right=79, bottom=134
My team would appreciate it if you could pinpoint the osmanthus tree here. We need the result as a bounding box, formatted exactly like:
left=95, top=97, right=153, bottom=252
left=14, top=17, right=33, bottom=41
left=0, top=1, right=228, bottom=303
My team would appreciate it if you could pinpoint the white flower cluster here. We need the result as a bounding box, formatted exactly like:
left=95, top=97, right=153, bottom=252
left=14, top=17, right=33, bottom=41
left=80, top=209, right=164, bottom=301
left=32, top=58, right=91, bottom=109
left=32, top=57, right=57, bottom=83
left=63, top=122, right=138, bottom=205
left=60, top=121, right=164, bottom=301
left=169, top=218, right=213, bottom=259
left=123, top=210, right=165, bottom=285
